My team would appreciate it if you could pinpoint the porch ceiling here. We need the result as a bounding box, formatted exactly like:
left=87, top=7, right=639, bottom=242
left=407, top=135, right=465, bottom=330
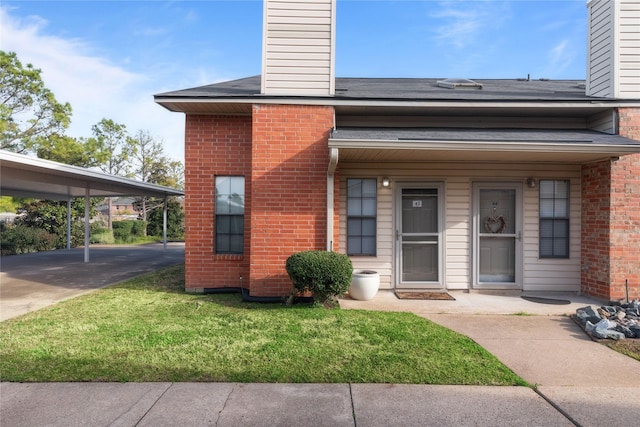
left=329, top=128, right=640, bottom=164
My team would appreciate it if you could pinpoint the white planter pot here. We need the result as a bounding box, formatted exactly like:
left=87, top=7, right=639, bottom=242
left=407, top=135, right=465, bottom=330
left=349, top=270, right=380, bottom=301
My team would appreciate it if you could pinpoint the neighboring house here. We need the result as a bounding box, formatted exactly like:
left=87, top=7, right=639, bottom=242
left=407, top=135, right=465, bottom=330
left=97, top=197, right=140, bottom=221
left=155, top=0, right=640, bottom=302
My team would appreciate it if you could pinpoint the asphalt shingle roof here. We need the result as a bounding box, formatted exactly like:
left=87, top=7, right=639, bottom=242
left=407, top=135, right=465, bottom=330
left=156, top=75, right=598, bottom=102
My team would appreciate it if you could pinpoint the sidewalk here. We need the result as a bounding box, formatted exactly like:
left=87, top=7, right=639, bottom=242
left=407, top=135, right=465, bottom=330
left=0, top=382, right=574, bottom=427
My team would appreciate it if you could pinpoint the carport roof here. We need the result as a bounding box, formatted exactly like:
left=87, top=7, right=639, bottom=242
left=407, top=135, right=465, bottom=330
left=0, top=150, right=184, bottom=200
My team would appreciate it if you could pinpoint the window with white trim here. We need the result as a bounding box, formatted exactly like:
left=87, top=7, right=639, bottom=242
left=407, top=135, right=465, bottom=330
left=347, top=178, right=377, bottom=256
left=539, top=180, right=569, bottom=258
left=215, top=176, right=244, bottom=254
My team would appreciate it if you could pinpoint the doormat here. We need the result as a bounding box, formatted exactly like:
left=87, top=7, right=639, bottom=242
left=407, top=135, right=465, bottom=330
left=521, top=296, right=571, bottom=305
left=395, top=292, right=455, bottom=301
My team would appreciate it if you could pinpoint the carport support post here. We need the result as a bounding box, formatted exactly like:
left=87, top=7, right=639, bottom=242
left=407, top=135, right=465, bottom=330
left=84, top=188, right=90, bottom=262
left=67, top=198, right=72, bottom=250
left=163, top=196, right=168, bottom=250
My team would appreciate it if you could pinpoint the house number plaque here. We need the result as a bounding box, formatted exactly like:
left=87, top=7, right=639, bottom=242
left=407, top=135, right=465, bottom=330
left=412, top=200, right=422, bottom=208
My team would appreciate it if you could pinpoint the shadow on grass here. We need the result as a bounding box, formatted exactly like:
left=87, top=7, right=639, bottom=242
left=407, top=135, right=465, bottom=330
left=111, top=264, right=316, bottom=311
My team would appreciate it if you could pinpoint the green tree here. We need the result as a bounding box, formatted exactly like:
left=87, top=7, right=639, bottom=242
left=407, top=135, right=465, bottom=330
left=90, top=118, right=132, bottom=176
left=35, top=133, right=100, bottom=168
left=16, top=199, right=99, bottom=249
left=0, top=51, right=72, bottom=153
left=146, top=198, right=184, bottom=240
left=129, top=129, right=184, bottom=226
left=89, top=119, right=133, bottom=228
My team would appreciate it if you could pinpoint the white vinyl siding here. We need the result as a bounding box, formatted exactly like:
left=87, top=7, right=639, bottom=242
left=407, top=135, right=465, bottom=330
left=587, top=0, right=640, bottom=99
left=618, top=0, right=640, bottom=98
left=338, top=163, right=581, bottom=292
left=262, top=0, right=335, bottom=95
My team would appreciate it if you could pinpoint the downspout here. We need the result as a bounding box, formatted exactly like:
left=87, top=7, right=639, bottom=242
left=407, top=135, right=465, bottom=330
left=327, top=147, right=339, bottom=252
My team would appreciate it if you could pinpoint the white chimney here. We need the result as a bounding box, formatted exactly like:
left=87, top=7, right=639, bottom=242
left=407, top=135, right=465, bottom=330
left=586, top=0, right=640, bottom=99
left=261, top=0, right=336, bottom=96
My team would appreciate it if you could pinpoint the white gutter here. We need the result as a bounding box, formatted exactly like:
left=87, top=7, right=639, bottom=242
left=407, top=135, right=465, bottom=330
left=327, top=148, right=339, bottom=252
left=155, top=96, right=640, bottom=109
left=328, top=138, right=640, bottom=155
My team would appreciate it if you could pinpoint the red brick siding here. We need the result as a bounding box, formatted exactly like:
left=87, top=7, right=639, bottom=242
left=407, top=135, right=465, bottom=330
left=249, top=104, right=335, bottom=296
left=581, top=107, right=640, bottom=301
left=184, top=115, right=252, bottom=290
left=611, top=108, right=640, bottom=300
left=581, top=161, right=612, bottom=299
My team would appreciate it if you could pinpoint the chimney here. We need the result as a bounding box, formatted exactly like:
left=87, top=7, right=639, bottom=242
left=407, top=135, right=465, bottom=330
left=261, top=0, right=336, bottom=96
left=586, top=0, right=640, bottom=99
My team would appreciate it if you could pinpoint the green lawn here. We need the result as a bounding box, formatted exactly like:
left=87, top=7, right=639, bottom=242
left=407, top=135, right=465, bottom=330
left=0, top=265, right=526, bottom=385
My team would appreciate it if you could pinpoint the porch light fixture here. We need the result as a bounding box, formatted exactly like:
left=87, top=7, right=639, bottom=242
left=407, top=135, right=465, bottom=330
left=382, top=177, right=391, bottom=187
left=526, top=178, right=537, bottom=189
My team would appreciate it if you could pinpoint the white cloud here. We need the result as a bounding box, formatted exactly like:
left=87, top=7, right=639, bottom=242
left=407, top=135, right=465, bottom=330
left=544, top=39, right=575, bottom=78
left=0, top=6, right=185, bottom=162
left=431, top=1, right=494, bottom=49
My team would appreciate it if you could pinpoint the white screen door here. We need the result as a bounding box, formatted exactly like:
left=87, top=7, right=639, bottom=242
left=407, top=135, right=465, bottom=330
left=473, top=183, right=522, bottom=289
left=396, top=184, right=443, bottom=289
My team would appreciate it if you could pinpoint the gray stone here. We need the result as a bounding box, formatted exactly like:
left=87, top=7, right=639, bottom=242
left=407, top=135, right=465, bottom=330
left=614, top=324, right=635, bottom=338
left=576, top=306, right=600, bottom=324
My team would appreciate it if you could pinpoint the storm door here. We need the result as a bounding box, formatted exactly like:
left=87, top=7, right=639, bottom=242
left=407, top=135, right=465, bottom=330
left=395, top=184, right=443, bottom=289
left=473, top=183, right=523, bottom=289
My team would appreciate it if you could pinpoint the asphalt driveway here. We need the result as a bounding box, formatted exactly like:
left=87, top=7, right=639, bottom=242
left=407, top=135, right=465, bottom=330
left=0, top=243, right=185, bottom=321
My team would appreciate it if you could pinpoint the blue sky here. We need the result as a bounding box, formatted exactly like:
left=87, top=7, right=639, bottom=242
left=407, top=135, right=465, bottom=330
left=1, top=1, right=587, bottom=162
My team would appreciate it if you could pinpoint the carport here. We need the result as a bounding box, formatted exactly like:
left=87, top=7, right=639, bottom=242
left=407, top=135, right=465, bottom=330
left=0, top=150, right=184, bottom=262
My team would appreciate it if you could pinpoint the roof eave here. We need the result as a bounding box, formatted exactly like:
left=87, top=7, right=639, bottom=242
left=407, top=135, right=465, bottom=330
left=328, top=138, right=640, bottom=156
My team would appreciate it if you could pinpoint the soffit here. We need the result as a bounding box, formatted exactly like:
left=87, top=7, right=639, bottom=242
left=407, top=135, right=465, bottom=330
left=329, top=128, right=640, bottom=164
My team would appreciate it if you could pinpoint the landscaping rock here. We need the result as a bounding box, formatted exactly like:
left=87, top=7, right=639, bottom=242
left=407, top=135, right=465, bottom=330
left=577, top=301, right=640, bottom=341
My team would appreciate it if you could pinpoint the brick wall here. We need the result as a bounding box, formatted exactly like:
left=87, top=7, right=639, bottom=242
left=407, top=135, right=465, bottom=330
left=581, top=160, right=612, bottom=299
left=184, top=115, right=252, bottom=290
left=249, top=104, right=335, bottom=296
left=612, top=108, right=640, bottom=300
left=581, top=107, right=640, bottom=301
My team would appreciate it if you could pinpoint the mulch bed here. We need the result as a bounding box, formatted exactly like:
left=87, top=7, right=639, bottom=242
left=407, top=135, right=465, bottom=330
left=395, top=292, right=455, bottom=301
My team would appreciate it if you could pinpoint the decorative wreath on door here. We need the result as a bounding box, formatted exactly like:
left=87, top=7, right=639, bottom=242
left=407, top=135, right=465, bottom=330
left=484, top=214, right=507, bottom=234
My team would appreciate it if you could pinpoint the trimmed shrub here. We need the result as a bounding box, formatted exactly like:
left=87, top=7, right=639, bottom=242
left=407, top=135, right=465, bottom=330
left=285, top=251, right=353, bottom=306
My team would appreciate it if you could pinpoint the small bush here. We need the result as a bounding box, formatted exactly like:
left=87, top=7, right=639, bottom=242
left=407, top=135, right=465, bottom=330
left=112, top=220, right=147, bottom=243
left=0, top=225, right=57, bottom=255
left=90, top=229, right=115, bottom=244
left=285, top=250, right=353, bottom=306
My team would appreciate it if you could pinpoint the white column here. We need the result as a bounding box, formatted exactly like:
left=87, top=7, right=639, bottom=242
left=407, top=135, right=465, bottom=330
left=163, top=196, right=168, bottom=250
left=67, top=198, right=72, bottom=250
left=84, top=188, right=90, bottom=262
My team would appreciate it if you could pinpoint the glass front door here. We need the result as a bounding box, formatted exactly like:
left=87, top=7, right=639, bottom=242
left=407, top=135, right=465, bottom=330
left=474, top=184, right=522, bottom=289
left=396, top=184, right=443, bottom=288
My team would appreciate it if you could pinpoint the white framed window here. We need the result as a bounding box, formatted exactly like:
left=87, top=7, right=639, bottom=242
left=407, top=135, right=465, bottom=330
left=539, top=180, right=569, bottom=258
left=347, top=178, right=377, bottom=256
left=215, top=176, right=245, bottom=254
